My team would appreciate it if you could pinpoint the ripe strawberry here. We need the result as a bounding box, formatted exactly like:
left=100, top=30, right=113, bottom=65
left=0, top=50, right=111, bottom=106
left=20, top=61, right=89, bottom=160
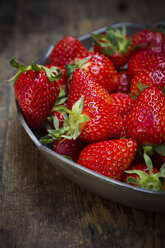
left=78, top=138, right=137, bottom=180
left=53, top=138, right=87, bottom=162
left=124, top=86, right=165, bottom=145
left=67, top=68, right=113, bottom=109
left=49, top=36, right=89, bottom=67
left=92, top=24, right=134, bottom=69
left=132, top=29, right=152, bottom=47
left=110, top=92, right=135, bottom=116
left=127, top=50, right=165, bottom=81
left=9, top=58, right=61, bottom=128
left=123, top=152, right=165, bottom=191
left=117, top=69, right=130, bottom=93
left=132, top=28, right=165, bottom=53
left=54, top=96, right=122, bottom=143
left=130, top=67, right=165, bottom=96
left=66, top=53, right=119, bottom=93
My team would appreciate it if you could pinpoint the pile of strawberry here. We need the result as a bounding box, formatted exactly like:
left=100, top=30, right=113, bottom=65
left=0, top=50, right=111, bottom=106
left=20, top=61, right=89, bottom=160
left=10, top=24, right=165, bottom=191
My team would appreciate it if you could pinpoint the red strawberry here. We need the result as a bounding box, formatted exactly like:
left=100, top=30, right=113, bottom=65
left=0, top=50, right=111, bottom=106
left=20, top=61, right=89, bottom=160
left=132, top=28, right=165, bottom=53
left=92, top=24, right=134, bottom=69
left=123, top=152, right=165, bottom=191
left=9, top=58, right=61, bottom=128
left=132, top=29, right=153, bottom=48
left=49, top=36, right=89, bottom=67
left=67, top=68, right=113, bottom=109
left=53, top=96, right=122, bottom=143
left=78, top=138, right=137, bottom=180
left=67, top=53, right=119, bottom=93
left=53, top=138, right=87, bottom=162
left=124, top=86, right=165, bottom=145
left=117, top=69, right=130, bottom=93
left=110, top=92, right=135, bottom=116
left=130, top=67, right=165, bottom=96
left=127, top=50, right=165, bottom=81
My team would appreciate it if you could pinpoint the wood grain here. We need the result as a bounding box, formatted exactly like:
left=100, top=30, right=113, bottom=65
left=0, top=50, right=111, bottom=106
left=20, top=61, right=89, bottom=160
left=0, top=0, right=165, bottom=247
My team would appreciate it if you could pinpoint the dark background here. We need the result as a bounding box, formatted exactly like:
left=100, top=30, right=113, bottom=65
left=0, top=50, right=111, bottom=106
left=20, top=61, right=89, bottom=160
left=0, top=0, right=165, bottom=247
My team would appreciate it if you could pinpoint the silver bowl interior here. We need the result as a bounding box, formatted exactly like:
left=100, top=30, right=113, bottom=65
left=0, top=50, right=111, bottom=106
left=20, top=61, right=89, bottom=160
left=16, top=22, right=165, bottom=213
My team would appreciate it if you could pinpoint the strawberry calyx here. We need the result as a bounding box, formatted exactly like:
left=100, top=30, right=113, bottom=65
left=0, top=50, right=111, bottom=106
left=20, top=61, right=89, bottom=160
left=92, top=23, right=131, bottom=55
left=130, top=81, right=149, bottom=100
left=65, top=55, right=92, bottom=79
left=9, top=57, right=63, bottom=84
left=54, top=96, right=90, bottom=140
left=40, top=96, right=90, bottom=143
left=125, top=152, right=165, bottom=191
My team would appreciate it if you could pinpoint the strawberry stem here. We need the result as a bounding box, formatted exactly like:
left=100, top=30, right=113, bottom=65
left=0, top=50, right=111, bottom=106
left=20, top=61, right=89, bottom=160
left=92, top=23, right=131, bottom=55
left=9, top=57, right=63, bottom=84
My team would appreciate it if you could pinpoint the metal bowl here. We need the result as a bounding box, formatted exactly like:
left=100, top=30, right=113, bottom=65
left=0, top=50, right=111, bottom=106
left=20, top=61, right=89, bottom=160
left=16, top=22, right=165, bottom=213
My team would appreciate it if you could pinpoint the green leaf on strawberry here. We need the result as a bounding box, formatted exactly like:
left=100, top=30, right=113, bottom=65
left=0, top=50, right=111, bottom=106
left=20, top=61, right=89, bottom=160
left=125, top=152, right=165, bottom=191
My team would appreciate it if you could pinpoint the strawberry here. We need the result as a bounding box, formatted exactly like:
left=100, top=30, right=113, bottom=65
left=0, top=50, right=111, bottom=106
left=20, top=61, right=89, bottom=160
left=124, top=86, right=165, bottom=145
left=78, top=138, right=137, bottom=180
left=92, top=24, right=134, bottom=69
left=9, top=58, right=61, bottom=128
left=132, top=28, right=165, bottom=53
left=49, top=36, right=89, bottom=67
left=110, top=92, right=135, bottom=116
left=67, top=68, right=113, bottom=109
left=132, top=29, right=153, bottom=50
left=127, top=50, right=165, bottom=81
left=117, top=69, right=130, bottom=93
left=130, top=67, right=165, bottom=97
left=53, top=138, right=87, bottom=162
left=53, top=96, right=122, bottom=143
left=123, top=152, right=165, bottom=191
left=66, top=53, right=119, bottom=93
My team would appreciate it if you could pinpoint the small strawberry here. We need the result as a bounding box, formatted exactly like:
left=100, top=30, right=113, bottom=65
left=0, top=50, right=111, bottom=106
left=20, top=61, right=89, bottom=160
left=132, top=28, right=165, bottom=53
left=123, top=152, right=165, bottom=191
left=130, top=67, right=165, bottom=96
left=127, top=50, right=165, bottom=81
left=67, top=68, right=113, bottom=109
left=9, top=58, right=62, bottom=129
left=49, top=36, right=89, bottom=67
left=66, top=53, right=119, bottom=93
left=78, top=138, right=137, bottom=180
left=117, top=69, right=130, bottom=93
left=124, top=86, right=165, bottom=145
left=110, top=92, right=135, bottom=116
left=53, top=138, right=87, bottom=162
left=92, top=24, right=134, bottom=69
left=53, top=96, right=122, bottom=143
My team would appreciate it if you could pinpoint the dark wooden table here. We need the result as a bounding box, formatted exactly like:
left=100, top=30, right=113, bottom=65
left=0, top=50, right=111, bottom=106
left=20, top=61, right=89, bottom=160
left=0, top=0, right=165, bottom=247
